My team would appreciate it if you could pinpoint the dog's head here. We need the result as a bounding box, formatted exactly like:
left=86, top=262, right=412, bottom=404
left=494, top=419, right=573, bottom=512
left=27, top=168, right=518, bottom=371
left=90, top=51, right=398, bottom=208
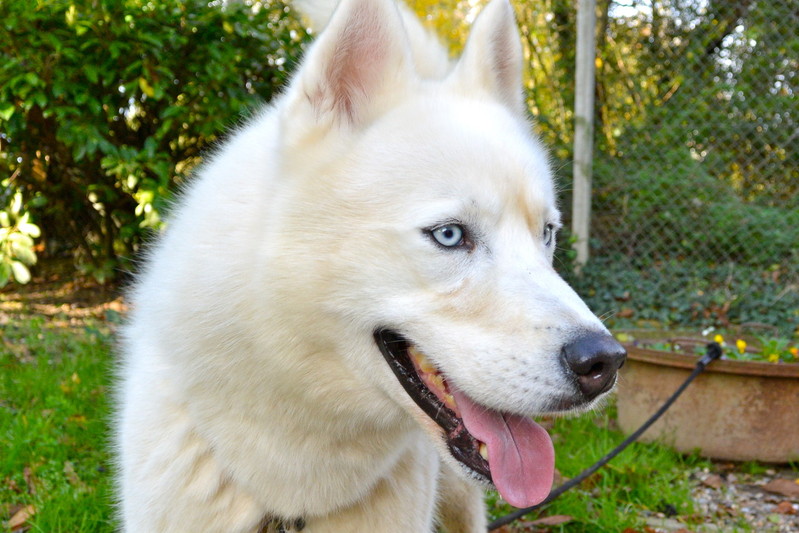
left=277, top=0, right=626, bottom=508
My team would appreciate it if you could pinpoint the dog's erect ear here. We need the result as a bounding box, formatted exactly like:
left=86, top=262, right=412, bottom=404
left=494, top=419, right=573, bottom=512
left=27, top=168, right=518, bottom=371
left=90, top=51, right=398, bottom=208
left=450, top=0, right=524, bottom=112
left=285, top=0, right=413, bottom=130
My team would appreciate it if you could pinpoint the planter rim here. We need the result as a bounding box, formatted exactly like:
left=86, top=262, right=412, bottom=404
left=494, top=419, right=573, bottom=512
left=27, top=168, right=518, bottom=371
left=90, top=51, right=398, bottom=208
left=624, top=344, right=799, bottom=378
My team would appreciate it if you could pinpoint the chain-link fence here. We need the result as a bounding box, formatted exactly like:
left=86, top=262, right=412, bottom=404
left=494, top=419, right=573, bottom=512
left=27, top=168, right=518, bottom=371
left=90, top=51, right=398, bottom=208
left=560, top=0, right=798, bottom=335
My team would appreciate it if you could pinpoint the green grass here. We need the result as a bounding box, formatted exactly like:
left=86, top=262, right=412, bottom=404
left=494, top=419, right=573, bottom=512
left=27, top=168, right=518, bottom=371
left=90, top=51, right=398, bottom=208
left=1, top=317, right=116, bottom=532
left=2, top=317, right=723, bottom=532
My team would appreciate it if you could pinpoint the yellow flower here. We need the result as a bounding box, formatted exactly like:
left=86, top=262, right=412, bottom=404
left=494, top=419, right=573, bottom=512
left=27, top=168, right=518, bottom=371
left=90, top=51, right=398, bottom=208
left=790, top=347, right=798, bottom=358
left=735, top=339, right=747, bottom=354
left=713, top=334, right=724, bottom=345
left=768, top=353, right=779, bottom=363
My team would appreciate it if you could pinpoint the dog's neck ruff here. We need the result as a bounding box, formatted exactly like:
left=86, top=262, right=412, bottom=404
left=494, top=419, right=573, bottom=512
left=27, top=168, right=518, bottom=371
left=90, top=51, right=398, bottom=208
left=374, top=329, right=555, bottom=508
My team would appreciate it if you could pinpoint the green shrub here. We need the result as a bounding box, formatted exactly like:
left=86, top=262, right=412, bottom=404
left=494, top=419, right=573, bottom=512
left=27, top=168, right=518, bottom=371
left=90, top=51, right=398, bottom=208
left=557, top=143, right=799, bottom=337
left=590, top=148, right=798, bottom=268
left=0, top=0, right=309, bottom=279
left=564, top=256, right=799, bottom=337
left=0, top=190, right=40, bottom=286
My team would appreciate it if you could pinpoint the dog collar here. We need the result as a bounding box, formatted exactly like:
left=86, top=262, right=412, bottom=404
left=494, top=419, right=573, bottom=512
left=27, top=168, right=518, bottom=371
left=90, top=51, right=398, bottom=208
left=258, top=516, right=306, bottom=532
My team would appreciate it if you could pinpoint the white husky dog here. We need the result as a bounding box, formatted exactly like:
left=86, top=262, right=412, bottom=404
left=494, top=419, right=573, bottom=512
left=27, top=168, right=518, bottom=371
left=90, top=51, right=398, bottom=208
left=116, top=0, right=626, bottom=531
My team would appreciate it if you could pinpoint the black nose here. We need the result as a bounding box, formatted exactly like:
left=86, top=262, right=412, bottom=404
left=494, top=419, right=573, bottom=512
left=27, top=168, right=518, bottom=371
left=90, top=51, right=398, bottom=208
left=562, top=331, right=627, bottom=400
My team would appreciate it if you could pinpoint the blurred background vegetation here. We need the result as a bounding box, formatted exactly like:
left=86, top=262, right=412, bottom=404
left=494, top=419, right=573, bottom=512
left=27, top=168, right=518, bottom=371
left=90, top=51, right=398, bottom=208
left=0, top=0, right=309, bottom=283
left=1, top=0, right=797, bottom=336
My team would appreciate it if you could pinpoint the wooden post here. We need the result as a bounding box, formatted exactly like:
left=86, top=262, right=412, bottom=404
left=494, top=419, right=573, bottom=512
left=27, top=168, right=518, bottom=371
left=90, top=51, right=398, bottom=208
left=572, top=0, right=597, bottom=268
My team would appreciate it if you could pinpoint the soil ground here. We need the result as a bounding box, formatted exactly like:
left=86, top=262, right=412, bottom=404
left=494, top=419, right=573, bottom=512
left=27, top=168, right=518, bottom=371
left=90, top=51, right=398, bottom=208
left=0, top=258, right=126, bottom=328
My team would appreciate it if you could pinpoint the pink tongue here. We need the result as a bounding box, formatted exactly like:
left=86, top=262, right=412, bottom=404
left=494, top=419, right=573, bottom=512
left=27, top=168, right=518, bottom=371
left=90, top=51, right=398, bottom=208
left=451, top=388, right=554, bottom=508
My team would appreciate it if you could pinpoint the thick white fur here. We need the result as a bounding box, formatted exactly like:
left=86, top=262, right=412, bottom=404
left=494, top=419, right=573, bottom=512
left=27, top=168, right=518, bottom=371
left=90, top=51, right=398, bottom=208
left=116, top=0, right=609, bottom=531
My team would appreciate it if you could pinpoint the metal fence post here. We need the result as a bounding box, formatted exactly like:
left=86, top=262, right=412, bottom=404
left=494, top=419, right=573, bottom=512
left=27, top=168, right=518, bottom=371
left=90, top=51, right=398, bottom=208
left=572, top=0, right=597, bottom=268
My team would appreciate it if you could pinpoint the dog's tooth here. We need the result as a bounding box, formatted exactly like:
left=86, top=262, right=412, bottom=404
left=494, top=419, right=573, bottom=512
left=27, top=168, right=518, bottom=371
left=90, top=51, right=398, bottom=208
left=443, top=393, right=456, bottom=409
left=409, top=345, right=437, bottom=374
left=408, top=345, right=423, bottom=362
left=479, top=443, right=488, bottom=461
left=430, top=374, right=445, bottom=391
left=419, top=358, right=437, bottom=374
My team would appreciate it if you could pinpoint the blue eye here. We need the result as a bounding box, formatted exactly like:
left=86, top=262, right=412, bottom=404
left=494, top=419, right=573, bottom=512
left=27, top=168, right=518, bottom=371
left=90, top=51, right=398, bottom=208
left=431, top=224, right=464, bottom=248
left=543, top=223, right=554, bottom=247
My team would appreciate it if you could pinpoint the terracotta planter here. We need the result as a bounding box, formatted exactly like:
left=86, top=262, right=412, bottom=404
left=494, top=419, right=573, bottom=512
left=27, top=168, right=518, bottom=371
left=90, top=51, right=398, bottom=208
left=617, top=339, right=799, bottom=463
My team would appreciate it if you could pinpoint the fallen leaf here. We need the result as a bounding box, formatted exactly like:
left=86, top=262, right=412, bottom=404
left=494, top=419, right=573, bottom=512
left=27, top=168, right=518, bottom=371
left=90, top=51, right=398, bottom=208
left=68, top=414, right=87, bottom=425
left=22, top=467, right=36, bottom=496
left=7, top=504, right=35, bottom=531
left=701, top=474, right=724, bottom=489
left=775, top=501, right=797, bottom=515
left=552, top=468, right=569, bottom=486
left=63, top=461, right=86, bottom=490
left=526, top=514, right=573, bottom=526
left=493, top=526, right=540, bottom=533
left=6, top=478, right=21, bottom=493
left=762, top=479, right=799, bottom=499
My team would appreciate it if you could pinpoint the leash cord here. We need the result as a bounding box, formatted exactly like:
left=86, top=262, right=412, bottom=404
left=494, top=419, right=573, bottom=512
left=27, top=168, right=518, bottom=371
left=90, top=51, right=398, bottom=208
left=487, top=342, right=723, bottom=531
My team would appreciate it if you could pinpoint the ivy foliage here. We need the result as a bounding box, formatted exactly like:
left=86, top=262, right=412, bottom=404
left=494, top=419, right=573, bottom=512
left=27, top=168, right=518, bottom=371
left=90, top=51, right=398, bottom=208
left=0, top=0, right=309, bottom=280
left=0, top=191, right=41, bottom=287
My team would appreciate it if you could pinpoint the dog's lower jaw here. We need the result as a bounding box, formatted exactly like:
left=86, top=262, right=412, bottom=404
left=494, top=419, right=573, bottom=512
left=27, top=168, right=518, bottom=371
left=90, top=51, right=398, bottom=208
left=373, top=329, right=492, bottom=482
left=374, top=328, right=557, bottom=508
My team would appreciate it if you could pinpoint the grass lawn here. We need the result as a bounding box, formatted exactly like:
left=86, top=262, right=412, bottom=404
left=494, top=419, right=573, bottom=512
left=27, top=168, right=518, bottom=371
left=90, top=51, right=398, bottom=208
left=2, top=314, right=723, bottom=532
left=1, top=317, right=116, bottom=532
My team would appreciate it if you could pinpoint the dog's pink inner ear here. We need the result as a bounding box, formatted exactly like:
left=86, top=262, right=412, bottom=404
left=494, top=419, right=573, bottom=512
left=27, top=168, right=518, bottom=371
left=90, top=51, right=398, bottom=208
left=309, top=0, right=410, bottom=125
left=453, top=0, right=524, bottom=112
left=323, top=16, right=388, bottom=122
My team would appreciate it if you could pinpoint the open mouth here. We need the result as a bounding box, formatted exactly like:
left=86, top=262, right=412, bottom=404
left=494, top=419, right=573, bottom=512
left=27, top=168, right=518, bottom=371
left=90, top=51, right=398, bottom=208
left=374, top=329, right=555, bottom=508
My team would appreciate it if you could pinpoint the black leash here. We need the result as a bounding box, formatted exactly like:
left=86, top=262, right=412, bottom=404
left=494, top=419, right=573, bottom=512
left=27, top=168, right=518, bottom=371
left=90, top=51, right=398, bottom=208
left=487, top=342, right=723, bottom=531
